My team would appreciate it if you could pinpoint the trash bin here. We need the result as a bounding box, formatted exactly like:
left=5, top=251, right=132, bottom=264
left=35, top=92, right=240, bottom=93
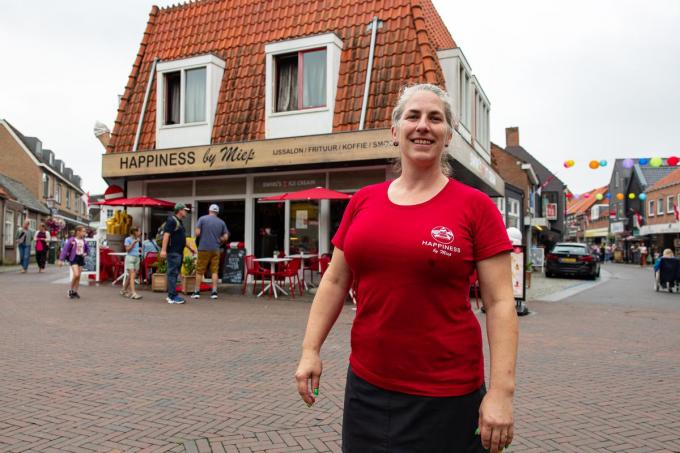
left=47, top=242, right=56, bottom=264
left=223, top=242, right=246, bottom=284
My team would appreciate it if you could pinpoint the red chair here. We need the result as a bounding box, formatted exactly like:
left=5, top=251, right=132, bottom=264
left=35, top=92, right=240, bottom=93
left=274, top=258, right=303, bottom=298
left=101, top=249, right=124, bottom=282
left=318, top=256, right=330, bottom=277
left=303, top=256, right=320, bottom=284
left=141, top=252, right=158, bottom=285
left=242, top=254, right=271, bottom=295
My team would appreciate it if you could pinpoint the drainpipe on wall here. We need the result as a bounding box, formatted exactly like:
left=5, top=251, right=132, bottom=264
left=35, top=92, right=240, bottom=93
left=133, top=57, right=159, bottom=152
left=358, top=16, right=383, bottom=131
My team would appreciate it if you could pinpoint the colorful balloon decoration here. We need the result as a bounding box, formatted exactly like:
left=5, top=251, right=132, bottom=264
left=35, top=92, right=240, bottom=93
left=563, top=159, right=575, bottom=168
left=605, top=193, right=611, bottom=199
left=639, top=193, right=647, bottom=201
left=650, top=157, right=663, bottom=167
left=566, top=192, right=573, bottom=200
left=583, top=193, right=590, bottom=199
left=595, top=193, right=604, bottom=201
left=622, top=158, right=634, bottom=169
left=589, top=160, right=600, bottom=169
left=639, top=158, right=649, bottom=165
left=617, top=193, right=625, bottom=200
left=599, top=160, right=608, bottom=167
left=668, top=156, right=679, bottom=166
left=628, top=193, right=636, bottom=199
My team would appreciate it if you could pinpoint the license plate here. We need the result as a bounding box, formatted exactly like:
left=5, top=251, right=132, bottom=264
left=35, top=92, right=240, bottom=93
left=561, top=257, right=577, bottom=263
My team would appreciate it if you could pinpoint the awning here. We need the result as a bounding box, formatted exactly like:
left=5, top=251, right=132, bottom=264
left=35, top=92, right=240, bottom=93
left=584, top=227, right=609, bottom=238
left=53, top=213, right=89, bottom=227
left=639, top=223, right=680, bottom=236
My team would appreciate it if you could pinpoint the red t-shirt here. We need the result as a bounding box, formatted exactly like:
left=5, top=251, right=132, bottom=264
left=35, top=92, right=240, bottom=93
left=332, top=178, right=512, bottom=397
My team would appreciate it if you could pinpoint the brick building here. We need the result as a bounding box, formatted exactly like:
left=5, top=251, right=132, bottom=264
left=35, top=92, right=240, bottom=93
left=565, top=186, right=609, bottom=244
left=102, top=0, right=504, bottom=257
left=491, top=142, right=539, bottom=248
left=640, top=167, right=680, bottom=255
left=0, top=120, right=89, bottom=263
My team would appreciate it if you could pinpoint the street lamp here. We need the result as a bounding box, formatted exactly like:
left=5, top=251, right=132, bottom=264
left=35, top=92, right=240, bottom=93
left=45, top=197, right=56, bottom=216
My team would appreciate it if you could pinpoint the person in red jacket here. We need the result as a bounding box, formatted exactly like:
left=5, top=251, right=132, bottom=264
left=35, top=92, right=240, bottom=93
left=295, top=84, right=518, bottom=453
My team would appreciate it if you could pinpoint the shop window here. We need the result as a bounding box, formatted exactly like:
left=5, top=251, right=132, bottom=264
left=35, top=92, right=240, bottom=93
left=4, top=210, right=14, bottom=246
left=275, top=49, right=326, bottom=112
left=507, top=199, right=520, bottom=229
left=255, top=202, right=284, bottom=258
left=289, top=201, right=319, bottom=254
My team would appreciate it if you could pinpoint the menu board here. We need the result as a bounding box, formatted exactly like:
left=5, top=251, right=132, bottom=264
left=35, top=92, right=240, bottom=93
left=223, top=248, right=246, bottom=284
left=83, top=239, right=98, bottom=273
left=510, top=245, right=526, bottom=301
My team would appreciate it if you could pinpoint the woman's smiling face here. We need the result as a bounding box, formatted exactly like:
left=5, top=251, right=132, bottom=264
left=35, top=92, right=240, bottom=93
left=392, top=90, right=452, bottom=171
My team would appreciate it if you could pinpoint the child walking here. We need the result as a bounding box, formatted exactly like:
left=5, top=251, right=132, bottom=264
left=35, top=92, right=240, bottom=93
left=58, top=226, right=89, bottom=299
left=121, top=227, right=143, bottom=299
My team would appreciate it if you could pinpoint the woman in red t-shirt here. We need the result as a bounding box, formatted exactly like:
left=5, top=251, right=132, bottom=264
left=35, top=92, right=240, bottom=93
left=295, top=84, right=518, bottom=453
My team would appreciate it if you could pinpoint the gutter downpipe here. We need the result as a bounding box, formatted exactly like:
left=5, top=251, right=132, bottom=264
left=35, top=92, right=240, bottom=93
left=359, top=16, right=382, bottom=130
left=133, top=57, right=159, bottom=152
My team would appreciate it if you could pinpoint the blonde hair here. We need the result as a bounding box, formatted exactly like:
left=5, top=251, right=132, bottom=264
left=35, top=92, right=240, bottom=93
left=391, top=83, right=458, bottom=176
left=663, top=248, right=674, bottom=258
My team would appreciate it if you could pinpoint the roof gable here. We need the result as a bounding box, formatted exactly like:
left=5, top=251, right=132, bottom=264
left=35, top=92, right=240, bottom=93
left=109, top=0, right=451, bottom=153
left=567, top=186, right=608, bottom=216
left=504, top=145, right=565, bottom=191
left=647, top=166, right=680, bottom=192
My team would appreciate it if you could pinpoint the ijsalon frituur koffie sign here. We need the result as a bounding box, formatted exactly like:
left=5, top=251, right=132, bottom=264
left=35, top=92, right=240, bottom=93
left=102, top=129, right=395, bottom=177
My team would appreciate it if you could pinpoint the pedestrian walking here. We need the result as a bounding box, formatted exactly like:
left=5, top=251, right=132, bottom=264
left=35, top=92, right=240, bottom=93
left=121, top=227, right=143, bottom=300
left=295, top=84, right=518, bottom=453
left=58, top=226, right=89, bottom=299
left=159, top=203, right=196, bottom=304
left=639, top=244, right=648, bottom=268
left=192, top=204, right=229, bottom=300
left=33, top=223, right=51, bottom=272
left=16, top=220, right=34, bottom=273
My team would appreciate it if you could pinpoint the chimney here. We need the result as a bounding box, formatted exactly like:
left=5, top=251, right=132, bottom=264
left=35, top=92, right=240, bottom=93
left=506, top=127, right=519, bottom=147
left=93, top=121, right=111, bottom=149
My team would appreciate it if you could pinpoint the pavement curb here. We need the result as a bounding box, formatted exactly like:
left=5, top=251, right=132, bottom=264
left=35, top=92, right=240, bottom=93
left=536, top=268, right=611, bottom=302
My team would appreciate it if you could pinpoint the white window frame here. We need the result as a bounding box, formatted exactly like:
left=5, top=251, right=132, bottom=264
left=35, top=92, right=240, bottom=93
left=4, top=210, right=14, bottom=246
left=657, top=198, right=664, bottom=215
left=272, top=48, right=328, bottom=112
left=494, top=198, right=506, bottom=225
left=42, top=173, right=49, bottom=198
left=264, top=33, right=343, bottom=139
left=55, top=183, right=62, bottom=204
left=160, top=66, right=208, bottom=127
left=507, top=198, right=520, bottom=228
left=28, top=218, right=37, bottom=231
left=667, top=196, right=674, bottom=214
left=649, top=200, right=654, bottom=217
left=66, top=189, right=71, bottom=209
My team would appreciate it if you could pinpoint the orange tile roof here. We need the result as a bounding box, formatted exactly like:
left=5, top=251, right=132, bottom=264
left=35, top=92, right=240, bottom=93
left=567, top=186, right=608, bottom=216
left=109, top=0, right=457, bottom=153
left=646, top=166, right=680, bottom=193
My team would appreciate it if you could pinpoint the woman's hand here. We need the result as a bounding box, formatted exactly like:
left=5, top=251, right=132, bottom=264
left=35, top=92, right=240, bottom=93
left=478, top=388, right=514, bottom=453
left=295, top=350, right=322, bottom=406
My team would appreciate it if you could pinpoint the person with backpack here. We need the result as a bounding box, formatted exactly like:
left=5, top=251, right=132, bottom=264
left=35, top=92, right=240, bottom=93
left=192, top=204, right=229, bottom=300
left=33, top=223, right=51, bottom=272
left=160, top=203, right=196, bottom=304
left=58, top=226, right=89, bottom=299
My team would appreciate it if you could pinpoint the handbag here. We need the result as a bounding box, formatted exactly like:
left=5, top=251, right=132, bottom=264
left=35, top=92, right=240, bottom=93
left=36, top=240, right=44, bottom=252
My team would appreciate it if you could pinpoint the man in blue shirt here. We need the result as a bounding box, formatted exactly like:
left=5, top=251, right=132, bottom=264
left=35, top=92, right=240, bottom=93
left=192, top=204, right=229, bottom=300
left=160, top=203, right=196, bottom=304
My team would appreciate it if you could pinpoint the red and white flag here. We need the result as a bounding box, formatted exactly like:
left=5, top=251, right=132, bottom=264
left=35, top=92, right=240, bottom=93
left=674, top=203, right=679, bottom=222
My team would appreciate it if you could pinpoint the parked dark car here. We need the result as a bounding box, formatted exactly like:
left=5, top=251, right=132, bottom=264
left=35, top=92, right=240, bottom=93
left=545, top=242, right=600, bottom=279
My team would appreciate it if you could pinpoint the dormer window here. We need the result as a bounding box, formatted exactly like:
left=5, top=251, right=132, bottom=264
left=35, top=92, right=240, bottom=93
left=265, top=33, right=343, bottom=139
left=156, top=55, right=225, bottom=149
left=163, top=67, right=207, bottom=125
left=275, top=49, right=327, bottom=112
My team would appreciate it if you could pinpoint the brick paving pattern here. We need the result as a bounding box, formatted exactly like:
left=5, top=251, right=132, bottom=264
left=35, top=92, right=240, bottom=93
left=0, top=264, right=678, bottom=452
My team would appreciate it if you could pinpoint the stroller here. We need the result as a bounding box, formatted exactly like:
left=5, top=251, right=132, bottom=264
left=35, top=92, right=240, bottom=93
left=655, top=257, right=680, bottom=292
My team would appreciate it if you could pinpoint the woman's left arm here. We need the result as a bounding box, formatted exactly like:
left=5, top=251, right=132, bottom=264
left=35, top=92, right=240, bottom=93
left=476, top=251, right=518, bottom=453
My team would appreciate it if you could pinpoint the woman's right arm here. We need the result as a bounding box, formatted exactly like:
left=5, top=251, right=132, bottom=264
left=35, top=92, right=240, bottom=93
left=295, top=247, right=353, bottom=406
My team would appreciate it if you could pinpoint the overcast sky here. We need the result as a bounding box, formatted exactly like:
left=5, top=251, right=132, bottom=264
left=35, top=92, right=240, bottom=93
left=1, top=0, right=678, bottom=196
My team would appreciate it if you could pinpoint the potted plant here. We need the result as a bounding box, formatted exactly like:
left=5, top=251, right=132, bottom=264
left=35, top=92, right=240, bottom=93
left=525, top=260, right=533, bottom=289
left=151, top=257, right=167, bottom=292
left=181, top=255, right=197, bottom=294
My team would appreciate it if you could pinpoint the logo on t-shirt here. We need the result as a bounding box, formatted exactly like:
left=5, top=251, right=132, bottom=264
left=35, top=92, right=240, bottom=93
left=431, top=226, right=454, bottom=244
left=422, top=225, right=461, bottom=256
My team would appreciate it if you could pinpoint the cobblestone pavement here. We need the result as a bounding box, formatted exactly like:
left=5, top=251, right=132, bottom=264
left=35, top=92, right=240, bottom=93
left=0, top=264, right=678, bottom=452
